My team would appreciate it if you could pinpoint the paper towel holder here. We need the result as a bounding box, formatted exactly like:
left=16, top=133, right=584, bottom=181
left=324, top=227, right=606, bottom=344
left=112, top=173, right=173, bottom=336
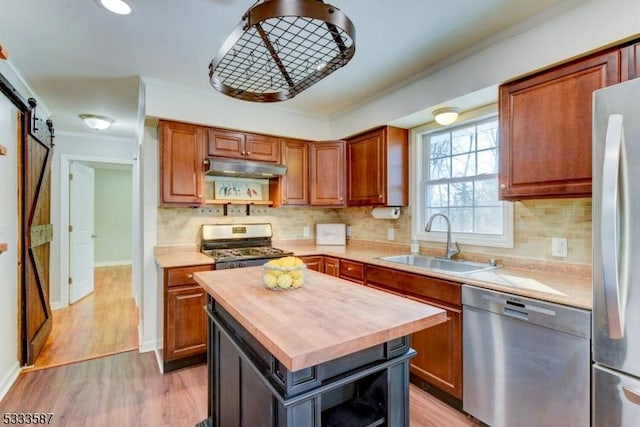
left=371, top=207, right=401, bottom=219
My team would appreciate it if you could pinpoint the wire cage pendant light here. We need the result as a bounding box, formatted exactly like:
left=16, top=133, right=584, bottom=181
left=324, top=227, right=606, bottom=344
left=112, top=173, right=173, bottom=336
left=209, top=0, right=356, bottom=102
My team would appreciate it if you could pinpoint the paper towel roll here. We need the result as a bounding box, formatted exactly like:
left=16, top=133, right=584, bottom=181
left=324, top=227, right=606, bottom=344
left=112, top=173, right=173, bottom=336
left=371, top=207, right=400, bottom=219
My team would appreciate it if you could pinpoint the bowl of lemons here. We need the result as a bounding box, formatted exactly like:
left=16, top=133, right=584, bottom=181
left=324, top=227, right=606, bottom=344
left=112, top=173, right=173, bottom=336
left=262, top=256, right=306, bottom=290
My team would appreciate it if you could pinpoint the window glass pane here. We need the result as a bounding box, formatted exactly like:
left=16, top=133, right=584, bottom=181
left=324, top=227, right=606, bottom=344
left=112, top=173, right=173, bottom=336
left=477, top=120, right=498, bottom=150
left=429, top=156, right=450, bottom=180
left=425, top=209, right=448, bottom=232
left=477, top=149, right=498, bottom=175
left=451, top=153, right=475, bottom=178
left=474, top=179, right=499, bottom=206
left=426, top=184, right=448, bottom=207
left=449, top=208, right=474, bottom=232
left=450, top=182, right=473, bottom=207
left=475, top=207, right=502, bottom=234
left=451, top=126, right=475, bottom=154
left=429, top=133, right=450, bottom=159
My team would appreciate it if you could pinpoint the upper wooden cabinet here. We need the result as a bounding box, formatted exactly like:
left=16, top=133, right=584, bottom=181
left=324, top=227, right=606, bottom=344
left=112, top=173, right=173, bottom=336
left=498, top=49, right=622, bottom=200
left=207, top=128, right=280, bottom=162
left=271, top=138, right=309, bottom=207
left=159, top=120, right=206, bottom=206
left=346, top=126, right=408, bottom=206
left=309, top=141, right=345, bottom=206
left=622, top=41, right=640, bottom=80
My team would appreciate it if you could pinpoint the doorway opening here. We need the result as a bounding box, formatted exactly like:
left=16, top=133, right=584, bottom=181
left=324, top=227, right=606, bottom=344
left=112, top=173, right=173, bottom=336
left=28, top=159, right=138, bottom=371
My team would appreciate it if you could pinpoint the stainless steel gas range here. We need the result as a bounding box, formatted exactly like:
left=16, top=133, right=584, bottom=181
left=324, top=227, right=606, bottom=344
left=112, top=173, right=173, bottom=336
left=200, top=223, right=293, bottom=269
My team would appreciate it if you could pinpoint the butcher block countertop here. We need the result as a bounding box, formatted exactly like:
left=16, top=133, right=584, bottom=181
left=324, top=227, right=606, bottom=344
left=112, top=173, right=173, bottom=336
left=193, top=266, right=447, bottom=372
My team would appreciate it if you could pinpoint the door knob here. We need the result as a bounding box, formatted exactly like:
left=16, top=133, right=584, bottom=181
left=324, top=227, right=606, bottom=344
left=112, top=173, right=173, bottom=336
left=91, top=234, right=97, bottom=239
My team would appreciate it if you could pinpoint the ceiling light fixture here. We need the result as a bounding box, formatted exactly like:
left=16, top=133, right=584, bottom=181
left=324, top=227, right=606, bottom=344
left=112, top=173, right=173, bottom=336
left=79, top=114, right=114, bottom=130
left=433, top=107, right=461, bottom=126
left=209, top=0, right=356, bottom=103
left=96, top=0, right=133, bottom=15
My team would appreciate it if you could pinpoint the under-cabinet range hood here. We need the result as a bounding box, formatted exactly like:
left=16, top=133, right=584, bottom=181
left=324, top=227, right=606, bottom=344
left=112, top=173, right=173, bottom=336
left=206, top=157, right=287, bottom=179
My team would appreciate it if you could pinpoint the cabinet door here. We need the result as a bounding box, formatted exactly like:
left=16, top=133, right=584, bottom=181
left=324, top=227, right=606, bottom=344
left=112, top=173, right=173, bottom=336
left=280, top=139, right=309, bottom=205
left=499, top=50, right=621, bottom=199
left=410, top=301, right=462, bottom=399
left=622, top=42, right=640, bottom=81
left=347, top=129, right=385, bottom=206
left=159, top=121, right=205, bottom=206
left=324, top=257, right=339, bottom=277
left=300, top=255, right=324, bottom=273
left=165, top=284, right=207, bottom=361
left=207, top=128, right=246, bottom=159
left=245, top=133, right=280, bottom=162
left=309, top=141, right=345, bottom=206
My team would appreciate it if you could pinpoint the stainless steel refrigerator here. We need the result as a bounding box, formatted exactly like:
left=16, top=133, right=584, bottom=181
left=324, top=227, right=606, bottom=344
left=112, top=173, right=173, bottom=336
left=593, top=78, right=640, bottom=426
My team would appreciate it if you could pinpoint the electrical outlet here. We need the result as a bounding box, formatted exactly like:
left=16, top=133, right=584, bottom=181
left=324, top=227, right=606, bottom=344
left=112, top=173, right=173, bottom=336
left=207, top=207, right=224, bottom=216
left=387, top=228, right=395, bottom=241
left=303, top=226, right=310, bottom=237
left=346, top=225, right=352, bottom=237
left=249, top=205, right=269, bottom=216
left=552, top=237, right=568, bottom=257
left=227, top=205, right=246, bottom=217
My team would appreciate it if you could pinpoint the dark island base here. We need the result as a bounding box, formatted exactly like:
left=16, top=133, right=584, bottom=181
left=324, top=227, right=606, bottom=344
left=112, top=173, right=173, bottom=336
left=198, top=297, right=416, bottom=427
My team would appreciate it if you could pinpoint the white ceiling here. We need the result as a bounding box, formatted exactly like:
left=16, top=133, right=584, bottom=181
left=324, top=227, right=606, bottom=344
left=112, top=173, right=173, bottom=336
left=0, top=0, right=577, bottom=139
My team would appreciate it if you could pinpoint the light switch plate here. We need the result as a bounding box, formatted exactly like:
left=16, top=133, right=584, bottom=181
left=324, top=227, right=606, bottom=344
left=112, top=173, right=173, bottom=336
left=302, top=226, right=310, bottom=237
left=249, top=205, right=269, bottom=216
left=227, top=205, right=247, bottom=217
left=387, top=228, right=395, bottom=241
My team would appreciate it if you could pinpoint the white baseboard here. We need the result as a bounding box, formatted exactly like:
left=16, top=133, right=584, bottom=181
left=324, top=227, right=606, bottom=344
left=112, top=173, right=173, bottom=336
left=0, top=362, right=21, bottom=402
left=94, top=260, right=132, bottom=267
left=50, top=300, right=66, bottom=310
left=154, top=349, right=164, bottom=374
left=138, top=324, right=159, bottom=354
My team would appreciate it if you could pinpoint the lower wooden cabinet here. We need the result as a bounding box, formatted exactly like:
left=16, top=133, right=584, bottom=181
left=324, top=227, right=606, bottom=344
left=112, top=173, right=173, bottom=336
left=300, top=255, right=324, bottom=273
left=163, top=264, right=213, bottom=372
left=324, top=257, right=339, bottom=277
left=408, top=299, right=462, bottom=399
left=365, top=265, right=462, bottom=399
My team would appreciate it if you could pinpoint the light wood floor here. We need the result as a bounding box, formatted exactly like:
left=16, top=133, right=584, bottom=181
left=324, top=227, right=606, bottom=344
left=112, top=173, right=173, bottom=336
left=26, top=265, right=139, bottom=371
left=3, top=350, right=479, bottom=426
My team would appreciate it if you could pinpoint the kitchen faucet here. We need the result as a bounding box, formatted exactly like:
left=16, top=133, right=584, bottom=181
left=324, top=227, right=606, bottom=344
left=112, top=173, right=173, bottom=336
left=424, top=213, right=460, bottom=260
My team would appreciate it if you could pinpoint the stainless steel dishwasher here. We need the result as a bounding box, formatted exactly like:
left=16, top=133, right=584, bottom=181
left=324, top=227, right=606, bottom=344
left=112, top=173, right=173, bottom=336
left=462, top=285, right=591, bottom=427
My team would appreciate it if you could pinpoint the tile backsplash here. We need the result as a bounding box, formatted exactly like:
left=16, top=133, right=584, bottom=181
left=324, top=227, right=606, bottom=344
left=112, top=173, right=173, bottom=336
left=157, top=198, right=592, bottom=265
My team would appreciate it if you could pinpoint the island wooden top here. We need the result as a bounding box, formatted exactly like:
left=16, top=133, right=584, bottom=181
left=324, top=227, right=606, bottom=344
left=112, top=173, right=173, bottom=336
left=194, top=266, right=446, bottom=371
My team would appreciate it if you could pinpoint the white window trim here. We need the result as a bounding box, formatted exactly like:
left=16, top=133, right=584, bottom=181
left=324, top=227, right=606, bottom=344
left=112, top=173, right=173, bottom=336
left=410, top=105, right=514, bottom=249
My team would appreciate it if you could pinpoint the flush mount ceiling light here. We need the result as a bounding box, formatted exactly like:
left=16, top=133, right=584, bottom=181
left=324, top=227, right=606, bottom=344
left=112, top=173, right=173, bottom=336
left=209, top=0, right=356, bottom=102
left=79, top=114, right=114, bottom=130
left=96, top=0, right=133, bottom=15
left=433, top=107, right=461, bottom=126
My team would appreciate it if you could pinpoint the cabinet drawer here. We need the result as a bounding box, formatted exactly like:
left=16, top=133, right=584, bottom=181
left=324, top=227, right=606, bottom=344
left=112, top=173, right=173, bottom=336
left=166, top=265, right=213, bottom=287
left=365, top=265, right=460, bottom=307
left=339, top=259, right=364, bottom=283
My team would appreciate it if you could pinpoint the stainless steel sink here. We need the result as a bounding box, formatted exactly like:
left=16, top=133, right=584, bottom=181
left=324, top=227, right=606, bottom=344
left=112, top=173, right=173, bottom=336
left=379, top=254, right=497, bottom=274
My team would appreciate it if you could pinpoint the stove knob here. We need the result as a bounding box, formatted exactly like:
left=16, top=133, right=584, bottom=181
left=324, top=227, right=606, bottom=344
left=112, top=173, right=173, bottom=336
left=239, top=261, right=246, bottom=268
left=230, top=262, right=236, bottom=269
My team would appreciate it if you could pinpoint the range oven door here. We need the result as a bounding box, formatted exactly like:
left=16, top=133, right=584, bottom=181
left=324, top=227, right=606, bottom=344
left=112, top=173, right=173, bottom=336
left=214, top=258, right=269, bottom=270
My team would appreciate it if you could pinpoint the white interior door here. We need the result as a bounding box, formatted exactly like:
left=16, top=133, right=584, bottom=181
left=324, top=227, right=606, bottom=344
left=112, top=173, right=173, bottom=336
left=69, top=162, right=95, bottom=304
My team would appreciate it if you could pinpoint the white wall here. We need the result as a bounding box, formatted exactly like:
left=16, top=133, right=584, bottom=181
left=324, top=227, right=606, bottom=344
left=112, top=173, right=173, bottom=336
left=50, top=132, right=138, bottom=308
left=0, top=94, right=20, bottom=400
left=143, top=77, right=331, bottom=141
left=94, top=168, right=133, bottom=266
left=330, top=0, right=640, bottom=138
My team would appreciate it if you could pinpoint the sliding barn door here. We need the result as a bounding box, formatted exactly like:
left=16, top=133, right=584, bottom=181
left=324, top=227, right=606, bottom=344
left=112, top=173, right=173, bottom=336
left=21, top=102, right=54, bottom=365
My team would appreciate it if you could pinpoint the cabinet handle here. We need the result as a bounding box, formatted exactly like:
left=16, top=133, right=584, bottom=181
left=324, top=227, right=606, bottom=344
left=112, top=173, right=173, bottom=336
left=247, top=152, right=252, bottom=155
left=379, top=194, right=383, bottom=199
left=197, top=194, right=203, bottom=198
left=339, top=197, right=343, bottom=201
left=500, top=184, right=506, bottom=189
left=241, top=151, right=246, bottom=155
left=347, top=267, right=353, bottom=271
left=203, top=159, right=210, bottom=166
left=187, top=274, right=193, bottom=278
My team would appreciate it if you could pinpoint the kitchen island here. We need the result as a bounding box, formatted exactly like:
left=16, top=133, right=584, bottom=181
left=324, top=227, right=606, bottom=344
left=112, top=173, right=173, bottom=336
left=193, top=266, right=446, bottom=427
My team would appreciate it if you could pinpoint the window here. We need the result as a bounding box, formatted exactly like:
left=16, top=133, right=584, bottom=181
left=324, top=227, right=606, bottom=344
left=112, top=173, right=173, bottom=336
left=412, top=113, right=513, bottom=248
